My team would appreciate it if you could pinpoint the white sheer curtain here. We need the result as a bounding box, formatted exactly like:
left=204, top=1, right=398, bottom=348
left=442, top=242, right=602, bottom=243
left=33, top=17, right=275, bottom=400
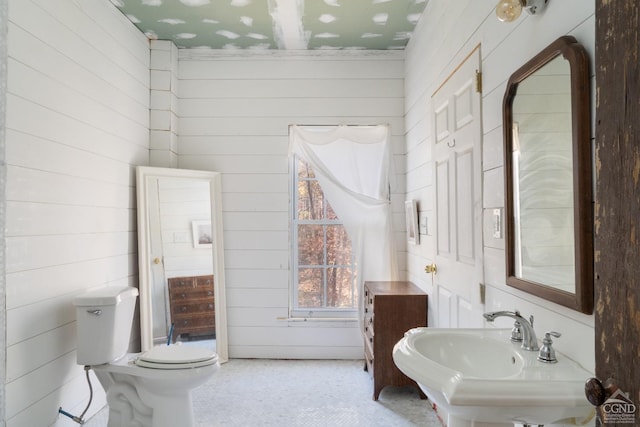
left=289, top=125, right=399, bottom=319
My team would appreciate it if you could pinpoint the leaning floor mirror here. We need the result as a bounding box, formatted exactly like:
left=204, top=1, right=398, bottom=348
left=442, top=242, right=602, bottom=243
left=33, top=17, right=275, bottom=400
left=136, top=166, right=228, bottom=362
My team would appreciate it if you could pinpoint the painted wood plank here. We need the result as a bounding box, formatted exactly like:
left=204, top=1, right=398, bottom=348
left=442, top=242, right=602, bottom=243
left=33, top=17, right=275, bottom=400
left=229, top=345, right=363, bottom=360
left=226, top=288, right=289, bottom=308
left=179, top=57, right=404, bottom=80
left=7, top=95, right=148, bottom=161
left=224, top=268, right=289, bottom=289
left=6, top=232, right=134, bottom=274
left=180, top=78, right=403, bottom=99
left=219, top=174, right=289, bottom=194
left=179, top=155, right=288, bottom=175
left=5, top=351, right=78, bottom=419
left=225, top=249, right=289, bottom=270
left=228, top=324, right=361, bottom=347
left=178, top=97, right=404, bottom=118
left=179, top=136, right=288, bottom=156
left=9, top=0, right=148, bottom=101
left=6, top=130, right=133, bottom=186
left=222, top=212, right=289, bottom=231
left=179, top=116, right=405, bottom=136
left=6, top=166, right=133, bottom=208
left=223, top=230, right=288, bottom=250
left=8, top=25, right=148, bottom=122
left=6, top=255, right=134, bottom=310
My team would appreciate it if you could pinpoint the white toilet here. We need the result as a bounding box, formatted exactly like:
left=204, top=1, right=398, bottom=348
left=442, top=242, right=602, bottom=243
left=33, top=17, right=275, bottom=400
left=74, top=286, right=218, bottom=427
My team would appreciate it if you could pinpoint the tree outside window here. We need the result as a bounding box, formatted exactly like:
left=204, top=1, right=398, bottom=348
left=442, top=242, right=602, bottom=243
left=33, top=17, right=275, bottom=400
left=293, top=157, right=357, bottom=315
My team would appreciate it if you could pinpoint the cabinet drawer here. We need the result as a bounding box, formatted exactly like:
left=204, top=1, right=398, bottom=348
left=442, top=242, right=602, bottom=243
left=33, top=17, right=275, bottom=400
left=196, top=276, right=214, bottom=287
left=172, top=314, right=215, bottom=330
left=363, top=281, right=427, bottom=401
left=364, top=341, right=374, bottom=376
left=170, top=288, right=214, bottom=301
left=172, top=300, right=215, bottom=315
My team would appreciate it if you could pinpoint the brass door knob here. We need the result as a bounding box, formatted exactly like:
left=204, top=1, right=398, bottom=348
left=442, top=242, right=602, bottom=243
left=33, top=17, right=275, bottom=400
left=153, top=257, right=161, bottom=264
left=425, top=263, right=437, bottom=274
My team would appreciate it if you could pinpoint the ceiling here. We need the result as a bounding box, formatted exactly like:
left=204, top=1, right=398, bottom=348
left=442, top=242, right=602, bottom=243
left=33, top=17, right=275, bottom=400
left=111, top=0, right=429, bottom=50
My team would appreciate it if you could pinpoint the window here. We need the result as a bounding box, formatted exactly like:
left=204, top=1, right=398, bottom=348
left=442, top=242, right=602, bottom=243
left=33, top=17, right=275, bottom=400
left=292, top=156, right=357, bottom=318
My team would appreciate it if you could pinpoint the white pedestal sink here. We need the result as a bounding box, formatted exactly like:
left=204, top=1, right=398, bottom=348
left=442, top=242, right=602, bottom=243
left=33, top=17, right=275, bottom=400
left=392, top=328, right=595, bottom=427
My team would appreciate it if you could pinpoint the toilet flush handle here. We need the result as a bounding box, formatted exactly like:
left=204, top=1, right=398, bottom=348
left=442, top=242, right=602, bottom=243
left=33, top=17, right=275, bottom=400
left=86, top=309, right=102, bottom=316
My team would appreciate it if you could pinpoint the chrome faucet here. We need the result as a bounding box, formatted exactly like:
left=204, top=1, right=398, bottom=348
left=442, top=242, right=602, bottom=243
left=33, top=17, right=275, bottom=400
left=483, top=310, right=539, bottom=351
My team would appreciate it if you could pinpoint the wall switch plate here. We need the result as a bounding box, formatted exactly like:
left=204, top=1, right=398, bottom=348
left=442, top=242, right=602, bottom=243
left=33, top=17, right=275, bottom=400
left=420, top=214, right=428, bottom=235
left=493, top=208, right=502, bottom=239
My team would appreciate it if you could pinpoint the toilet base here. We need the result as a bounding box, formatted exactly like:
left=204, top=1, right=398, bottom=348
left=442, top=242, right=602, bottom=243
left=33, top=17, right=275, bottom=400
left=91, top=353, right=217, bottom=427
left=103, top=380, right=196, bottom=427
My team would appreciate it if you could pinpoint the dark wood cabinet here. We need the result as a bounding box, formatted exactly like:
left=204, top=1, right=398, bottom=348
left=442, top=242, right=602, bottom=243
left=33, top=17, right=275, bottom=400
left=363, top=281, right=427, bottom=400
left=167, top=275, right=215, bottom=342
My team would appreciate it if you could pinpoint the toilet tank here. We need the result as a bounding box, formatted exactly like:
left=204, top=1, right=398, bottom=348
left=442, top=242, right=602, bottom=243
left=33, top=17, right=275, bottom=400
left=73, top=286, right=139, bottom=366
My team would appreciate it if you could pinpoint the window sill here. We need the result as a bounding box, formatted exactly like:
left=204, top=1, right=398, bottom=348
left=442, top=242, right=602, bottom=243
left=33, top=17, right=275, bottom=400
left=277, top=317, right=359, bottom=327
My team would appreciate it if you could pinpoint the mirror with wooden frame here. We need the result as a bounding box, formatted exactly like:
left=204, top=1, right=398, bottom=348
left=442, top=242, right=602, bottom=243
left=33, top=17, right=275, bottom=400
left=503, top=36, right=593, bottom=314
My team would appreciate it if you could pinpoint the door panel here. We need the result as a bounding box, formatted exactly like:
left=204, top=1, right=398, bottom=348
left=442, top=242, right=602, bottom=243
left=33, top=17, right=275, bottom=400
left=455, top=147, right=474, bottom=264
left=431, top=46, right=484, bottom=328
left=436, top=160, right=451, bottom=256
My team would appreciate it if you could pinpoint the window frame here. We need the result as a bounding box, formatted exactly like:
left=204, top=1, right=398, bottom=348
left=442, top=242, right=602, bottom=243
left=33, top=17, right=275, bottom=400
left=290, top=155, right=358, bottom=319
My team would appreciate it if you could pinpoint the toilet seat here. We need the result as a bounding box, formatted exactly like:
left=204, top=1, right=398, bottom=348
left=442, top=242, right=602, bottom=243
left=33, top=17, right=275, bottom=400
left=135, top=345, right=218, bottom=370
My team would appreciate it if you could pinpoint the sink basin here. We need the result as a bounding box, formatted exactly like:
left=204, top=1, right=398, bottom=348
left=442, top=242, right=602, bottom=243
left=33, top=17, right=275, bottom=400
left=393, top=328, right=595, bottom=426
left=415, top=332, right=524, bottom=379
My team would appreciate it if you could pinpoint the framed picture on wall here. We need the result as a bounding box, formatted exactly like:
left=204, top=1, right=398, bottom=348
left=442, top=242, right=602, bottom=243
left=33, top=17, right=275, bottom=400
left=405, top=200, right=419, bottom=245
left=192, top=220, right=213, bottom=248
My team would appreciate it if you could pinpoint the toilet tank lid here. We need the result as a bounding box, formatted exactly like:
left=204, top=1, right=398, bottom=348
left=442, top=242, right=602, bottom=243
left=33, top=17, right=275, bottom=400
left=73, top=286, right=139, bottom=307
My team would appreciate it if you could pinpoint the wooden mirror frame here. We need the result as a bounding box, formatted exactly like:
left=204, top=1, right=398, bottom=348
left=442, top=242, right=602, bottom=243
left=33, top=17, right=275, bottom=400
left=503, top=36, right=593, bottom=314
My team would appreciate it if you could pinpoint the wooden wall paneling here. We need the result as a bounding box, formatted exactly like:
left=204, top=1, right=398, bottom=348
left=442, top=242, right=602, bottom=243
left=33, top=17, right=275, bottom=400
left=594, top=0, right=640, bottom=416
left=177, top=52, right=405, bottom=358
left=5, top=0, right=148, bottom=423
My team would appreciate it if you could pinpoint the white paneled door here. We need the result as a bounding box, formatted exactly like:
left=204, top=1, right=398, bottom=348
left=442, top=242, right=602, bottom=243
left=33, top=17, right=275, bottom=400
left=431, top=47, right=484, bottom=328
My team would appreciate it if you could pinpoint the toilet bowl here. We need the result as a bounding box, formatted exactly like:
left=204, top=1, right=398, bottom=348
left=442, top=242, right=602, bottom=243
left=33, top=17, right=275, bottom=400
left=73, top=286, right=218, bottom=427
left=92, top=346, right=218, bottom=427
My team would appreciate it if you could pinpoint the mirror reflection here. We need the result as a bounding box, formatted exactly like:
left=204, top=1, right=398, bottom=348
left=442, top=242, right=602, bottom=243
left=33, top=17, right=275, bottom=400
left=137, top=166, right=228, bottom=362
left=503, top=36, right=593, bottom=314
left=511, top=56, right=575, bottom=291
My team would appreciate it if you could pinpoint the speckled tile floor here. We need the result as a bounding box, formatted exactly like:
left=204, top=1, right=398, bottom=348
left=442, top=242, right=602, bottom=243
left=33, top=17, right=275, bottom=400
left=83, top=359, right=442, bottom=427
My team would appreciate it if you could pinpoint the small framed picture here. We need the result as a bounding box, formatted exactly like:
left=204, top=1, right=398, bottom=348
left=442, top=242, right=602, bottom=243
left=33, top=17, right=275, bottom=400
left=405, top=200, right=419, bottom=245
left=192, top=220, right=213, bottom=248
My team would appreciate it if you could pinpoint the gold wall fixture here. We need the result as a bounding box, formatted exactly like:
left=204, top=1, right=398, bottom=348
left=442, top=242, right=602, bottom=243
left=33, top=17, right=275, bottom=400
left=495, top=0, right=549, bottom=23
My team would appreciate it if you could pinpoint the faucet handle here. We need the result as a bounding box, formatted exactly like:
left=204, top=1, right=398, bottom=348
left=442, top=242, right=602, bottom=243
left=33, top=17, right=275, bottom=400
left=537, top=331, right=561, bottom=363
left=510, top=320, right=523, bottom=342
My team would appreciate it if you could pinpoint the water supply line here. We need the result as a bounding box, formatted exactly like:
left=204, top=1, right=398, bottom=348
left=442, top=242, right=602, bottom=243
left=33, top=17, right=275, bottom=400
left=58, top=365, right=94, bottom=424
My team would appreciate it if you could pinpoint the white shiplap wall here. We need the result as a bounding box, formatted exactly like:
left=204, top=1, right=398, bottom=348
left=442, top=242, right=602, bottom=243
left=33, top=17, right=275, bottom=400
left=177, top=50, right=407, bottom=359
left=5, top=0, right=149, bottom=425
left=404, top=0, right=596, bottom=375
